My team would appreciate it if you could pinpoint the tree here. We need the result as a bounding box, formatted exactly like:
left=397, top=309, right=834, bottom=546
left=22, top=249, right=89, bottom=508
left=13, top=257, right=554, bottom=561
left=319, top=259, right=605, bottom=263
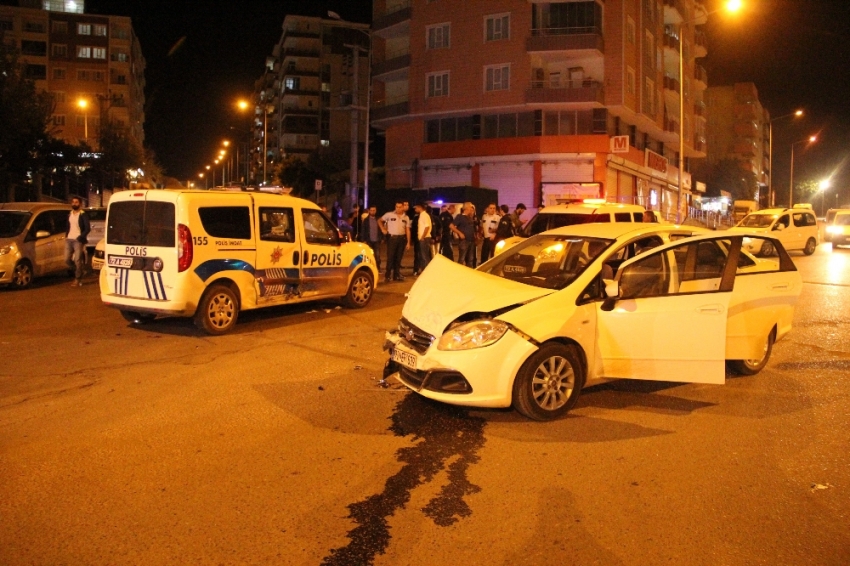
left=0, top=39, right=55, bottom=200
left=94, top=120, right=146, bottom=189
left=694, top=158, right=758, bottom=200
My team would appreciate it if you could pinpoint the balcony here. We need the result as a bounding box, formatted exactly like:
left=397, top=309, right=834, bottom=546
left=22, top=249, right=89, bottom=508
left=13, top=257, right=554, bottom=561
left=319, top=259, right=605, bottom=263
left=526, top=80, right=604, bottom=104
left=694, top=31, right=708, bottom=58
left=373, top=0, right=411, bottom=35
left=663, top=0, right=685, bottom=24
left=663, top=30, right=680, bottom=52
left=735, top=102, right=759, bottom=120
left=694, top=65, right=707, bottom=89
left=734, top=121, right=759, bottom=138
left=527, top=27, right=604, bottom=56
left=283, top=48, right=319, bottom=59
left=734, top=140, right=757, bottom=157
left=372, top=48, right=410, bottom=79
left=663, top=74, right=680, bottom=94
left=282, top=28, right=320, bottom=40
left=372, top=97, right=409, bottom=121
left=693, top=135, right=706, bottom=153
left=694, top=101, right=706, bottom=117
left=694, top=1, right=708, bottom=25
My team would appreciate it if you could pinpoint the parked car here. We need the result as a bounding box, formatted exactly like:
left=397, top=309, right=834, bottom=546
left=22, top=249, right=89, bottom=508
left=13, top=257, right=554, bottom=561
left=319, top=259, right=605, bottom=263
left=727, top=207, right=819, bottom=256
left=84, top=207, right=106, bottom=253
left=91, top=238, right=105, bottom=270
left=383, top=223, right=801, bottom=420
left=825, top=209, right=850, bottom=249
left=0, top=202, right=72, bottom=289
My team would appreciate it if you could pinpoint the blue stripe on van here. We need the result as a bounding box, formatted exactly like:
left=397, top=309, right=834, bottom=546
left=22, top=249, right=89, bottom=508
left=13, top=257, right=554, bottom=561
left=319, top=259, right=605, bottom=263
left=143, top=271, right=153, bottom=298
left=156, top=272, right=167, bottom=300
left=193, top=259, right=255, bottom=282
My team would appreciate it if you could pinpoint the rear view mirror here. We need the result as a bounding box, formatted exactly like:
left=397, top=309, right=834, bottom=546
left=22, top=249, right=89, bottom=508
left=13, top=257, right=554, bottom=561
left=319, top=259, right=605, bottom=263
left=35, top=230, right=50, bottom=239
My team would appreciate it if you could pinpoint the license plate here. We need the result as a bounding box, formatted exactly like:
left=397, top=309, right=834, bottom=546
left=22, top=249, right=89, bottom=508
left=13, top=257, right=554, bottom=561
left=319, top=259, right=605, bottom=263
left=108, top=256, right=133, bottom=268
left=391, top=347, right=417, bottom=370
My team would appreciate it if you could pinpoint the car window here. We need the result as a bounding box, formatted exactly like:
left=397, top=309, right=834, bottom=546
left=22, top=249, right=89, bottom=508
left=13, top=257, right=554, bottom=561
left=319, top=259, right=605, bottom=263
left=835, top=214, right=850, bottom=226
left=29, top=211, right=54, bottom=236
left=614, top=212, right=632, bottom=222
left=259, top=207, right=295, bottom=243
left=47, top=210, right=70, bottom=235
left=524, top=213, right=594, bottom=236
left=0, top=211, right=31, bottom=238
left=198, top=206, right=251, bottom=240
left=86, top=208, right=107, bottom=221
left=740, top=214, right=775, bottom=228
left=108, top=201, right=175, bottom=247
left=776, top=215, right=790, bottom=230
left=303, top=210, right=339, bottom=246
left=633, top=212, right=643, bottom=222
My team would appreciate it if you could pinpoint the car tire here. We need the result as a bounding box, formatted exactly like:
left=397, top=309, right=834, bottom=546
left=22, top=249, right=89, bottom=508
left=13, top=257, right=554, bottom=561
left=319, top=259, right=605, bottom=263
left=120, top=310, right=156, bottom=324
left=11, top=261, right=33, bottom=289
left=728, top=328, right=775, bottom=376
left=194, top=284, right=239, bottom=335
left=342, top=269, right=374, bottom=309
left=512, top=343, right=584, bottom=421
left=803, top=238, right=817, bottom=255
left=759, top=241, right=775, bottom=257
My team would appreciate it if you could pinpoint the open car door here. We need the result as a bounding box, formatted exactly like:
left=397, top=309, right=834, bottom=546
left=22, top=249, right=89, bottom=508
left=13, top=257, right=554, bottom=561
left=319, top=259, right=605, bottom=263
left=595, top=234, right=746, bottom=384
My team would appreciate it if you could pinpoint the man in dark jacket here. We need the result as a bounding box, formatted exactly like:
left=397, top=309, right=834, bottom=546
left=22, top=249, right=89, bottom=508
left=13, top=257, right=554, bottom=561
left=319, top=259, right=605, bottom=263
left=65, top=196, right=91, bottom=286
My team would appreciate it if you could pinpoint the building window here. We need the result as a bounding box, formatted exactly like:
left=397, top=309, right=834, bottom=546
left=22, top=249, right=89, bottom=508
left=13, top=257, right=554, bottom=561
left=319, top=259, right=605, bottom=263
left=111, top=50, right=128, bottom=62
left=644, top=31, right=654, bottom=70
left=53, top=115, right=65, bottom=126
left=112, top=26, right=129, bottom=40
left=427, top=72, right=450, bottom=97
left=77, top=23, right=91, bottom=35
left=93, top=47, right=106, bottom=59
left=627, top=17, right=635, bottom=44
left=427, top=23, right=450, bottom=49
left=24, top=21, right=46, bottom=33
left=21, top=40, right=47, bottom=56
left=52, top=44, right=68, bottom=57
left=24, top=64, right=47, bottom=80
left=485, top=14, right=510, bottom=41
left=284, top=77, right=299, bottom=91
left=52, top=21, right=68, bottom=34
left=52, top=91, right=66, bottom=103
left=53, top=67, right=66, bottom=80
left=0, top=19, right=13, bottom=32
left=644, top=77, right=656, bottom=116
left=485, top=64, right=510, bottom=91
left=77, top=46, right=91, bottom=58
left=627, top=67, right=636, bottom=96
left=93, top=24, right=107, bottom=37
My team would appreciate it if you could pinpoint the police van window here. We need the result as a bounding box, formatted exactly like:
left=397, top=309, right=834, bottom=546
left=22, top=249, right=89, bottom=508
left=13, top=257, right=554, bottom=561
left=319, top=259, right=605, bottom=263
left=633, top=212, right=643, bottom=222
left=198, top=207, right=251, bottom=240
left=303, top=210, right=339, bottom=246
left=108, top=201, right=175, bottom=247
left=259, top=208, right=295, bottom=243
left=614, top=212, right=632, bottom=222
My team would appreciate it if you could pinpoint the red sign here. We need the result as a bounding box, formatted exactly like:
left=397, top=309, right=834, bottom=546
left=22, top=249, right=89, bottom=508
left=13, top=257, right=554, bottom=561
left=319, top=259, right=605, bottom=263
left=645, top=150, right=668, bottom=174
left=610, top=135, right=630, bottom=153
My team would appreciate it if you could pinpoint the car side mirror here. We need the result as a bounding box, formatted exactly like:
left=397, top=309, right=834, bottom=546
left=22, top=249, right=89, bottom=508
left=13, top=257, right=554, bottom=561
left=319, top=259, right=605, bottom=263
left=35, top=230, right=50, bottom=239
left=600, top=279, right=619, bottom=312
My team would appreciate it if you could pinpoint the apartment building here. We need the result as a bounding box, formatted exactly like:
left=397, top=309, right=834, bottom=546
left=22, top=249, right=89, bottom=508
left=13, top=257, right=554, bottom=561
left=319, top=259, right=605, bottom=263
left=702, top=82, right=770, bottom=200
left=371, top=0, right=710, bottom=218
left=251, top=15, right=369, bottom=184
left=0, top=0, right=146, bottom=153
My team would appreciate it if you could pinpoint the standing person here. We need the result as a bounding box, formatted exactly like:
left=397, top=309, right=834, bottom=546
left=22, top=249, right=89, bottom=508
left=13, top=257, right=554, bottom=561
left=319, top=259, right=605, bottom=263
left=439, top=204, right=455, bottom=260
left=359, top=205, right=382, bottom=271
left=403, top=200, right=420, bottom=275
left=414, top=202, right=433, bottom=272
left=511, top=203, right=527, bottom=233
left=380, top=201, right=411, bottom=282
left=450, top=204, right=476, bottom=267
left=348, top=204, right=363, bottom=241
left=495, top=204, right=515, bottom=246
left=479, top=203, right=500, bottom=262
left=65, top=196, right=90, bottom=286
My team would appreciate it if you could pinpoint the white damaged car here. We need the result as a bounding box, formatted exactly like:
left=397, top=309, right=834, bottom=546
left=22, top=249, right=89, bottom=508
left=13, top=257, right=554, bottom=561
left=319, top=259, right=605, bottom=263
left=384, top=223, right=801, bottom=420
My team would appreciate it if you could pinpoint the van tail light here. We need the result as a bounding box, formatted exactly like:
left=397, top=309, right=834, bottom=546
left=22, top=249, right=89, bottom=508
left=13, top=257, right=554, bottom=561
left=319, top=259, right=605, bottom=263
left=177, top=223, right=193, bottom=272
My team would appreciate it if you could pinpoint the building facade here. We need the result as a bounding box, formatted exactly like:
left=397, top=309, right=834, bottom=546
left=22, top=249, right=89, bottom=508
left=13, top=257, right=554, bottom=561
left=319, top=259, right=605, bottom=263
left=251, top=15, right=370, bottom=186
left=702, top=82, right=770, bottom=201
left=371, top=0, right=711, bottom=218
left=0, top=0, right=146, bottom=153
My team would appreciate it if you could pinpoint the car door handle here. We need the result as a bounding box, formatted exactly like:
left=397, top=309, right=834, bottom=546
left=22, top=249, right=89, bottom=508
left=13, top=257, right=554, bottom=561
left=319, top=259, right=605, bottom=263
left=697, top=305, right=723, bottom=314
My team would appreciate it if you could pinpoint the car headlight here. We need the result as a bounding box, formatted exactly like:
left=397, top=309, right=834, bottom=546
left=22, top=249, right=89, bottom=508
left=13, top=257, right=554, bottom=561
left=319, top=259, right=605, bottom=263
left=0, top=245, right=14, bottom=256
left=437, top=319, right=509, bottom=351
left=827, top=226, right=842, bottom=234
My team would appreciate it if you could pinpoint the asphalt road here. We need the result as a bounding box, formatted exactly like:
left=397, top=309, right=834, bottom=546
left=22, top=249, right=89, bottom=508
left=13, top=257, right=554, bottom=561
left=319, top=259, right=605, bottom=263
left=1, top=245, right=849, bottom=565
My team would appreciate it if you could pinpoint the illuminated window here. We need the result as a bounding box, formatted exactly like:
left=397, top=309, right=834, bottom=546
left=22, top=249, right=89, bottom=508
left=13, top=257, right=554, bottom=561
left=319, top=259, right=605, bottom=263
left=77, top=23, right=91, bottom=35
left=92, top=47, right=106, bottom=59
left=77, top=46, right=91, bottom=58
left=93, top=24, right=107, bottom=37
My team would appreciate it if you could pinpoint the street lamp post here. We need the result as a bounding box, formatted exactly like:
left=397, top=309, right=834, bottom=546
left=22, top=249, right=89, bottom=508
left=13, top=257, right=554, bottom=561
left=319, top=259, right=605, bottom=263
left=676, top=1, right=743, bottom=224
left=788, top=135, right=817, bottom=208
left=768, top=110, right=803, bottom=207
left=818, top=179, right=830, bottom=217
left=77, top=99, right=88, bottom=141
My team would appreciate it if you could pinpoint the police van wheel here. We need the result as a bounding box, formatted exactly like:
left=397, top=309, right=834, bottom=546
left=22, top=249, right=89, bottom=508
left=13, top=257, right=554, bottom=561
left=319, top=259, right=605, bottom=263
left=195, top=284, right=239, bottom=335
left=342, top=269, right=374, bottom=309
left=120, top=310, right=156, bottom=324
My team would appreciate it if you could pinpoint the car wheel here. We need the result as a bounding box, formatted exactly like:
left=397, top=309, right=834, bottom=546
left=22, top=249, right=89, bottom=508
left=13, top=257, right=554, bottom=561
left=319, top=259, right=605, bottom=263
left=120, top=310, right=157, bottom=324
left=728, top=328, right=775, bottom=376
left=759, top=241, right=775, bottom=257
left=803, top=238, right=817, bottom=255
left=194, top=284, right=239, bottom=335
left=512, top=343, right=584, bottom=421
left=11, top=261, right=33, bottom=289
left=342, top=269, right=374, bottom=308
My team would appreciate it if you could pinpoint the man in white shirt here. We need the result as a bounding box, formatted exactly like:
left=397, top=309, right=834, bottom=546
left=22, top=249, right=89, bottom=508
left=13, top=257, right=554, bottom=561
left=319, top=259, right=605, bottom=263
left=379, top=201, right=411, bottom=282
left=64, top=196, right=90, bottom=287
left=479, top=203, right=500, bottom=262
left=414, top=202, right=433, bottom=272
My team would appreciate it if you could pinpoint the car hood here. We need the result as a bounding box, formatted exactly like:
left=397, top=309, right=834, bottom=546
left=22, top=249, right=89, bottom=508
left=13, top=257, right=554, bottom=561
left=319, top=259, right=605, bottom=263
left=401, top=254, right=553, bottom=336
left=727, top=225, right=769, bottom=234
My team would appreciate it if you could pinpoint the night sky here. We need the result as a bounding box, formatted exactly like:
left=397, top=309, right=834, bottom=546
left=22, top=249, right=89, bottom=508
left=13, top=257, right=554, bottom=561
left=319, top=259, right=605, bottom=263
left=6, top=0, right=849, bottom=204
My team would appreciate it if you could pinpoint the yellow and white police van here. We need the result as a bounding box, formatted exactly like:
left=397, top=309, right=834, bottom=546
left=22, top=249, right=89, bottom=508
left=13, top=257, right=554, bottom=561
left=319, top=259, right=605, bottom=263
left=99, top=189, right=378, bottom=334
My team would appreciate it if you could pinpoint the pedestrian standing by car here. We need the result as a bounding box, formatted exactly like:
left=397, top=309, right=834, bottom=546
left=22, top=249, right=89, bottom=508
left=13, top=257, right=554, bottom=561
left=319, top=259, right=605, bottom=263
left=479, top=203, right=500, bottom=262
left=511, top=203, right=527, bottom=232
left=450, top=203, right=477, bottom=267
left=359, top=205, right=382, bottom=271
left=494, top=204, right=515, bottom=245
left=348, top=204, right=363, bottom=240
left=414, top=202, right=433, bottom=272
left=65, top=196, right=90, bottom=286
left=439, top=204, right=455, bottom=260
left=380, top=201, right=411, bottom=281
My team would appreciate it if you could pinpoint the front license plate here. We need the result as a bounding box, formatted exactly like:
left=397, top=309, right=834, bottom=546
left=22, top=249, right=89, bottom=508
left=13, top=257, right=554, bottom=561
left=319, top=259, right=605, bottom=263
left=391, top=347, right=417, bottom=370
left=108, top=256, right=133, bottom=268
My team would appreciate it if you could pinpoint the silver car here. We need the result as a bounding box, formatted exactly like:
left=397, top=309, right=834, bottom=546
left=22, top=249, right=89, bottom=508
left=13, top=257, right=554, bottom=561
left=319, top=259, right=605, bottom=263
left=0, top=203, right=72, bottom=289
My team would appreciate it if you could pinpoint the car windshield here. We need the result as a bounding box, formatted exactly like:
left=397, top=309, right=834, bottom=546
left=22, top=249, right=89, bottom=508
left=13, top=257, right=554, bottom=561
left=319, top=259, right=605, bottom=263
left=835, top=214, right=850, bottom=226
left=479, top=234, right=613, bottom=289
left=0, top=211, right=32, bottom=238
left=522, top=212, right=606, bottom=237
left=86, top=208, right=107, bottom=221
left=739, top=214, right=775, bottom=228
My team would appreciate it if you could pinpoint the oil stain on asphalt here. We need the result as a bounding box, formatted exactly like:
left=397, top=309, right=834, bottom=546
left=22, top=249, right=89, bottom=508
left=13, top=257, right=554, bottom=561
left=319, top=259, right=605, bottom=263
left=321, top=394, right=487, bottom=565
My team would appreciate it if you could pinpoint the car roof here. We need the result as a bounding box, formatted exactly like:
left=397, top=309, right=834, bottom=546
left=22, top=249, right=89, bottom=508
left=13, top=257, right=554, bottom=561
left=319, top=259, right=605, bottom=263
left=0, top=202, right=71, bottom=212
left=537, top=201, right=644, bottom=214
left=109, top=189, right=321, bottom=210
left=542, top=222, right=697, bottom=240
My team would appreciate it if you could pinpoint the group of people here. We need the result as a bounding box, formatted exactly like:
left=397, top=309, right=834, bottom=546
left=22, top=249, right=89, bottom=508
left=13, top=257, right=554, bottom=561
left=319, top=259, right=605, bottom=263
left=336, top=199, right=528, bottom=282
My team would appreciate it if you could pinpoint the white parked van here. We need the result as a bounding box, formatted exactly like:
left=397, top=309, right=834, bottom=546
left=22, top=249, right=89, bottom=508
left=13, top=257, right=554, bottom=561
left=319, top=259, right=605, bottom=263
left=100, top=189, right=378, bottom=334
left=727, top=207, right=819, bottom=256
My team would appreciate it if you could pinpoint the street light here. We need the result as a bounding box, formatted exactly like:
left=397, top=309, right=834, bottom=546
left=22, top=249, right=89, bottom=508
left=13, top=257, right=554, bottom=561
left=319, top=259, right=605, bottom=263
left=768, top=109, right=803, bottom=207
left=236, top=100, right=252, bottom=184
left=77, top=98, right=88, bottom=140
left=328, top=11, right=372, bottom=208
left=818, top=179, right=831, bottom=217
left=199, top=172, right=206, bottom=189
left=788, top=135, right=817, bottom=208
left=676, top=0, right=743, bottom=223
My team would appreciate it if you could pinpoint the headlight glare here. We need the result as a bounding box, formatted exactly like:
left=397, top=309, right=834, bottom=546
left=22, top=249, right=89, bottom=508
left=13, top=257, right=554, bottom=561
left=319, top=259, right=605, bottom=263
left=437, top=320, right=509, bottom=351
left=827, top=226, right=842, bottom=234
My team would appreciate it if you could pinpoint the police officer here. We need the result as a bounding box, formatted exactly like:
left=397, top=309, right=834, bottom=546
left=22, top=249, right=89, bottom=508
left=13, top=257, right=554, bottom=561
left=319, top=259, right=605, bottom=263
left=379, top=200, right=411, bottom=282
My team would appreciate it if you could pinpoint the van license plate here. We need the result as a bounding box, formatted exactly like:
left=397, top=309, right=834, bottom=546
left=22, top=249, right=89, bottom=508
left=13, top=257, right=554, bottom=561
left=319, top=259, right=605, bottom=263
left=391, top=347, right=417, bottom=370
left=108, top=256, right=133, bottom=268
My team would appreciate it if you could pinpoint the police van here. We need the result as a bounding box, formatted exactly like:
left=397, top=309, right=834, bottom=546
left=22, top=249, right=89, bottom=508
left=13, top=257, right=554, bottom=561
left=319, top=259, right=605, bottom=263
left=99, top=189, right=378, bottom=334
